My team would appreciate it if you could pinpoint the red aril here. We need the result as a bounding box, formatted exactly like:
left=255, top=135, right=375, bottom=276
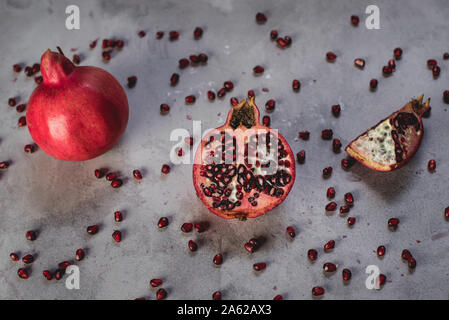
left=323, top=262, right=337, bottom=273
left=253, top=262, right=266, bottom=271
left=188, top=240, right=198, bottom=252
left=22, top=254, right=34, bottom=264
left=133, top=170, right=143, bottom=180
left=212, top=291, right=222, bottom=300
left=347, top=216, right=356, bottom=226
left=324, top=240, right=335, bottom=252
left=112, top=230, right=122, bottom=242
left=87, top=224, right=99, bottom=235
left=26, top=49, right=129, bottom=161
left=307, top=249, right=318, bottom=262
left=388, top=218, right=400, bottom=231
left=394, top=48, right=403, bottom=60
left=76, top=248, right=85, bottom=261
left=213, top=253, right=223, bottom=265
left=156, top=288, right=167, bottom=300
left=326, top=52, right=337, bottom=62
left=111, top=179, right=122, bottom=188
left=326, top=187, right=335, bottom=199
left=10, top=253, right=19, bottom=261
left=26, top=230, right=37, bottom=241
left=43, top=270, right=53, bottom=280
left=192, top=97, right=296, bottom=219
left=158, top=217, right=169, bottom=228
left=350, top=15, right=359, bottom=26
left=342, top=268, right=352, bottom=281
left=312, top=286, right=324, bottom=296
left=207, top=91, right=216, bottom=101
left=18, top=268, right=29, bottom=279
left=150, top=278, right=163, bottom=287
left=377, top=245, right=386, bottom=257
left=286, top=226, right=296, bottom=238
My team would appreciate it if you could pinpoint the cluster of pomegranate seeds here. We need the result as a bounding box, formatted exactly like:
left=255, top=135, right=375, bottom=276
left=72, top=54, right=81, bottom=64
left=24, top=144, right=36, bottom=153
left=326, top=52, right=337, bottom=62
left=253, top=262, right=267, bottom=271
left=326, top=187, right=336, bottom=199
left=160, top=103, right=170, bottom=115
left=213, top=253, right=223, bottom=265
left=350, top=15, right=359, bottom=26
left=244, top=238, right=261, bottom=253
left=212, top=291, right=222, bottom=300
left=428, top=159, right=436, bottom=172
left=26, top=230, right=37, bottom=241
left=265, top=99, right=276, bottom=112
left=253, top=65, right=265, bottom=75
left=112, top=230, right=122, bottom=242
left=354, top=58, right=365, bottom=69
left=255, top=12, right=267, bottom=24
left=323, top=240, right=335, bottom=252
left=377, top=245, right=386, bottom=257
left=133, top=169, right=143, bottom=180
left=388, top=218, right=400, bottom=231
left=87, top=224, right=100, bottom=235
left=127, top=76, right=137, bottom=88
left=158, top=217, right=169, bottom=228
left=169, top=31, right=180, bottom=41
left=185, top=95, right=196, bottom=104
left=426, top=59, right=440, bottom=78
left=76, top=248, right=85, bottom=261
left=286, top=226, right=296, bottom=238
left=262, top=115, right=271, bottom=127
left=342, top=268, right=352, bottom=281
left=161, top=164, right=170, bottom=174
left=296, top=150, right=306, bottom=164
left=322, top=167, right=333, bottom=178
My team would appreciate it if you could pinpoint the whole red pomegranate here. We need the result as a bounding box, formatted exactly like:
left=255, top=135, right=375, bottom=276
left=26, top=49, right=129, bottom=161
left=346, top=95, right=430, bottom=171
left=193, top=97, right=296, bottom=220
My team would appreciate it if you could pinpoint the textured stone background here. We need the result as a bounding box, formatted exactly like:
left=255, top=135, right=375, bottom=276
left=0, top=0, right=448, bottom=300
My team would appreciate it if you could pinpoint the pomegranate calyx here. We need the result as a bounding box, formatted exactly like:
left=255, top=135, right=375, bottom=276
left=228, top=97, right=260, bottom=129
left=41, top=49, right=75, bottom=85
left=411, top=94, right=430, bottom=116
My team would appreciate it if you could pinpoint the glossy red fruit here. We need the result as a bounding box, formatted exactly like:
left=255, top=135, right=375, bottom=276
left=26, top=49, right=129, bottom=161
left=156, top=288, right=167, bottom=300
left=382, top=66, right=393, bottom=75
left=326, top=52, right=337, bottom=62
left=344, top=192, right=354, bottom=206
left=87, top=225, right=99, bottom=235
left=296, top=150, right=306, bottom=164
left=321, top=129, right=333, bottom=140
left=22, top=254, right=34, bottom=264
left=377, top=245, right=386, bottom=257
left=207, top=90, right=216, bottom=101
left=401, top=249, right=412, bottom=260
left=18, top=268, right=29, bottom=279
left=292, top=79, right=301, bottom=91
left=331, top=104, right=341, bottom=117
left=194, top=223, right=206, bottom=233
left=253, top=262, right=266, bottom=271
left=193, top=97, right=296, bottom=220
left=43, top=270, right=53, bottom=280
left=193, top=27, right=203, bottom=39
left=188, top=240, right=198, bottom=252
left=346, top=95, right=430, bottom=171
left=212, top=291, right=222, bottom=300
left=347, top=217, right=356, bottom=226
left=370, top=78, right=378, bottom=90
left=199, top=54, right=208, bottom=64
left=428, top=159, right=436, bottom=172
left=255, top=12, right=267, bottom=24
left=106, top=172, right=117, bottom=181
left=161, top=164, right=170, bottom=174
left=354, top=58, right=365, bottom=69
left=0, top=161, right=9, bottom=169
left=179, top=58, right=189, bottom=69
left=253, top=65, right=265, bottom=74
left=112, top=230, right=122, bottom=242
left=342, top=268, right=352, bottom=281
left=189, top=55, right=200, bottom=64
left=325, top=202, right=337, bottom=212
left=10, top=253, right=19, bottom=261
left=388, top=218, right=400, bottom=231
left=350, top=15, right=359, bottom=26
left=324, top=240, right=335, bottom=252
left=230, top=97, right=239, bottom=107
left=111, top=179, right=122, bottom=188
left=308, top=249, right=318, bottom=262
left=158, top=217, right=169, bottom=228
left=244, top=242, right=256, bottom=254
left=181, top=223, right=193, bottom=233
left=388, top=59, right=396, bottom=71
left=323, top=262, right=337, bottom=272
left=133, top=169, right=143, bottom=180
left=312, top=286, right=325, bottom=296
left=286, top=226, right=296, bottom=238
left=150, top=278, right=163, bottom=287
left=273, top=294, right=283, bottom=300
left=76, top=248, right=85, bottom=261
left=394, top=48, right=403, bottom=60
left=213, top=253, right=223, bottom=265
left=26, top=230, right=37, bottom=241
left=247, top=90, right=255, bottom=98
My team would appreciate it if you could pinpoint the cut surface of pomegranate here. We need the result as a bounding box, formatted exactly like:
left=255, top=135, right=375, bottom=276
left=346, top=95, right=430, bottom=171
left=193, top=97, right=296, bottom=220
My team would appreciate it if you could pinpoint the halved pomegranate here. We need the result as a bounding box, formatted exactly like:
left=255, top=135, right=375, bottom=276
left=193, top=97, right=296, bottom=220
left=346, top=95, right=430, bottom=171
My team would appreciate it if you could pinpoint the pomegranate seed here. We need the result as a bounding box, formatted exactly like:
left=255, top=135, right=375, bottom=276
left=253, top=65, right=265, bottom=74
left=388, top=218, right=400, bottom=231
left=59, top=261, right=71, bottom=270
left=388, top=59, right=396, bottom=71
left=292, top=79, right=301, bottom=91
left=10, top=253, right=19, bottom=261
left=401, top=249, right=412, bottom=260
left=114, top=211, right=123, bottom=222
left=332, top=139, right=342, bottom=153
left=286, top=226, right=296, bottom=238
left=54, top=269, right=64, bottom=280
left=342, top=268, right=352, bottom=281
left=160, top=103, right=170, bottom=115
left=133, top=169, right=143, bottom=180
left=22, top=254, right=34, bottom=264
left=244, top=242, right=256, bottom=253
left=150, top=278, right=163, bottom=287
left=273, top=294, right=283, bottom=300
left=422, top=106, right=431, bottom=118
left=284, top=36, right=292, bottom=46
left=324, top=240, right=335, bottom=252
left=185, top=95, right=196, bottom=104
left=265, top=99, right=275, bottom=112
left=34, top=76, right=43, bottom=85
left=347, top=217, right=356, bottom=226
left=444, top=90, right=449, bottom=103
left=427, top=59, right=437, bottom=69
left=445, top=207, right=449, bottom=221
left=340, top=205, right=350, bottom=215
left=156, top=288, right=167, bottom=300
left=325, top=202, right=337, bottom=211
left=382, top=66, right=393, bottom=75
left=230, top=97, right=238, bottom=106
left=327, top=187, right=336, bottom=199
left=111, top=179, right=123, bottom=188
left=87, top=225, right=99, bottom=235
left=72, top=54, right=80, bottom=64
left=181, top=223, right=193, bottom=233
left=270, top=30, right=278, bottom=40
left=307, top=249, right=318, bottom=262
left=32, top=63, right=40, bottom=73
left=255, top=12, right=267, bottom=24
left=323, top=262, right=337, bottom=273
left=102, top=51, right=111, bottom=61
left=24, top=144, right=35, bottom=153
left=25, top=230, right=37, bottom=241
left=331, top=104, right=341, bottom=117
left=312, top=286, right=325, bottom=296
left=198, top=53, right=208, bottom=63
left=193, top=27, right=203, bottom=39
left=428, top=159, right=436, bottom=172
left=350, top=15, right=359, bottom=26
left=354, top=58, right=365, bottom=69
left=370, top=78, right=378, bottom=90
left=169, top=31, right=179, bottom=41
left=179, top=58, right=190, bottom=69
left=8, top=98, right=17, bottom=107
left=25, top=66, right=33, bottom=76
left=177, top=148, right=184, bottom=157
left=194, top=223, right=206, bottom=233
left=127, top=76, right=137, bottom=88
left=76, top=248, right=85, bottom=261
left=394, top=47, right=403, bottom=60
left=326, top=52, right=337, bottom=62
left=253, top=262, right=267, bottom=271
left=170, top=73, right=180, bottom=86
left=161, top=164, right=170, bottom=174
left=207, top=90, right=216, bottom=101
left=188, top=240, right=198, bottom=252
left=112, top=230, right=122, bottom=242
left=94, top=169, right=105, bottom=179
left=321, top=129, right=333, bottom=140
left=378, top=274, right=387, bottom=287
left=262, top=115, right=271, bottom=127
left=213, top=253, right=223, bottom=265
left=13, top=64, right=22, bottom=72
left=377, top=245, right=386, bottom=257
left=212, top=291, right=222, bottom=300
left=189, top=55, right=200, bottom=64
left=322, top=167, right=333, bottom=178
left=138, top=30, right=146, bottom=38
left=298, top=131, right=310, bottom=140
left=247, top=90, right=255, bottom=98
left=344, top=192, right=354, bottom=206
left=341, top=157, right=355, bottom=170
left=443, top=52, right=449, bottom=60
left=116, top=40, right=124, bottom=48
left=102, top=39, right=109, bottom=48
left=18, top=116, right=26, bottom=127
left=158, top=217, right=169, bottom=228
left=223, top=81, right=234, bottom=91
left=0, top=161, right=9, bottom=169
left=408, top=257, right=417, bottom=269
left=17, top=268, right=29, bottom=279
left=217, top=87, right=226, bottom=98
left=296, top=150, right=306, bottom=164
left=432, top=66, right=440, bottom=78
left=16, top=104, right=26, bottom=113
left=156, top=31, right=164, bottom=39
left=43, top=270, right=53, bottom=280
left=248, top=238, right=261, bottom=250
left=276, top=37, right=288, bottom=48
left=106, top=173, right=117, bottom=181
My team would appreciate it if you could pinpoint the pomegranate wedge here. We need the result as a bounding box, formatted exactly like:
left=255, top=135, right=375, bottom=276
left=346, top=95, right=430, bottom=171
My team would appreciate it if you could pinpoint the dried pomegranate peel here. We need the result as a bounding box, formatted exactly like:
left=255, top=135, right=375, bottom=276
left=346, top=95, right=430, bottom=171
left=193, top=97, right=296, bottom=220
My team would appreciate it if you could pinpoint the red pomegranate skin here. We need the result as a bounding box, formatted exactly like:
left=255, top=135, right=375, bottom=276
left=26, top=49, right=129, bottom=161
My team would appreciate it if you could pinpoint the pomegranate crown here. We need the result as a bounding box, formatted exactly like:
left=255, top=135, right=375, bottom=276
left=227, top=97, right=261, bottom=129
left=40, top=48, right=75, bottom=85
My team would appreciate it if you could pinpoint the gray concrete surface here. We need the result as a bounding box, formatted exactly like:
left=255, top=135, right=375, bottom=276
left=0, top=0, right=449, bottom=300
